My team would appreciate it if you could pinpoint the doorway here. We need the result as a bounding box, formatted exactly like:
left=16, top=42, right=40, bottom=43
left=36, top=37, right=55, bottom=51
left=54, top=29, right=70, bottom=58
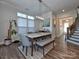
left=64, top=22, right=69, bottom=33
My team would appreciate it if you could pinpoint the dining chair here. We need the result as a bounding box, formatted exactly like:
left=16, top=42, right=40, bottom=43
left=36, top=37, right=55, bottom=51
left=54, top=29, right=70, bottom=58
left=19, top=34, right=32, bottom=55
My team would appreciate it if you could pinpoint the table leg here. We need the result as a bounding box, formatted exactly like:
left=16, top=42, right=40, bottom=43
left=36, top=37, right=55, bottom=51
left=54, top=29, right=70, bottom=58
left=31, top=40, right=33, bottom=56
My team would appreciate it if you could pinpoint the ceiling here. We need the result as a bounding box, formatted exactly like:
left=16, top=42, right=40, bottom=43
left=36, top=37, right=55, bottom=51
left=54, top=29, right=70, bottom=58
left=1, top=0, right=79, bottom=16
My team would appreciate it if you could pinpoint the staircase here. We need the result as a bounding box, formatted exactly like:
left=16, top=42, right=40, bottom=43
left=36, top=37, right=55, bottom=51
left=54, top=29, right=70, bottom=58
left=66, top=13, right=79, bottom=45
left=67, top=27, right=79, bottom=45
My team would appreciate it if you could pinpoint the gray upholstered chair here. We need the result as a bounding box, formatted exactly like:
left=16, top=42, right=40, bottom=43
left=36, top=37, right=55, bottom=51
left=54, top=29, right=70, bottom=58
left=19, top=34, right=31, bottom=55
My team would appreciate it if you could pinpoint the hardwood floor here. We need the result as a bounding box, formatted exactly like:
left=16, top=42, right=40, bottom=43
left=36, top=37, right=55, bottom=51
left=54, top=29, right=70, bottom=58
left=42, top=35, right=79, bottom=59
left=0, top=35, right=79, bottom=59
left=0, top=43, right=25, bottom=59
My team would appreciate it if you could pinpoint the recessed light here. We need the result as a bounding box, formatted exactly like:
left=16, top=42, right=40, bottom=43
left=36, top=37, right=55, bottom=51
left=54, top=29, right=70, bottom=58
left=62, top=10, right=65, bottom=12
left=66, top=20, right=69, bottom=22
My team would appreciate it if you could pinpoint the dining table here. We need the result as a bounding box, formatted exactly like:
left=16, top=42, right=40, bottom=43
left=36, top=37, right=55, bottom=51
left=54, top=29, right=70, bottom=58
left=25, top=32, right=52, bottom=56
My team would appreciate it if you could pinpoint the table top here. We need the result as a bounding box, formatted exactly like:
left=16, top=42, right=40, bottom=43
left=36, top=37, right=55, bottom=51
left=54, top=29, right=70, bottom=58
left=25, top=32, right=51, bottom=39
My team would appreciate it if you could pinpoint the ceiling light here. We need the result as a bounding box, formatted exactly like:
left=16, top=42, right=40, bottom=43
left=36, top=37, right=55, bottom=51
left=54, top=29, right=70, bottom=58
left=62, top=10, right=65, bottom=12
left=66, top=20, right=69, bottom=22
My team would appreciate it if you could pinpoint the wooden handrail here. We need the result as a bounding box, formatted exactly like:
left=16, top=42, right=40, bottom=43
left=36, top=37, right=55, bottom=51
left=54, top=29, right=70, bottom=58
left=67, top=16, right=79, bottom=39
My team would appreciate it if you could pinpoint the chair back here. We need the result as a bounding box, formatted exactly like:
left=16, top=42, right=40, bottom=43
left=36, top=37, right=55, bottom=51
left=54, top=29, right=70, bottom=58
left=19, top=34, right=31, bottom=46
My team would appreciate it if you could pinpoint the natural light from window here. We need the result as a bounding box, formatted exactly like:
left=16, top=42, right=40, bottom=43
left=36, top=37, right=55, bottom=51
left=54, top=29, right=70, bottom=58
left=28, top=16, right=35, bottom=20
left=17, top=12, right=27, bottom=18
left=17, top=12, right=35, bottom=33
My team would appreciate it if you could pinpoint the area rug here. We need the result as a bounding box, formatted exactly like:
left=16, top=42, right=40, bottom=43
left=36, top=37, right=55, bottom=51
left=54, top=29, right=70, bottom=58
left=18, top=43, right=54, bottom=59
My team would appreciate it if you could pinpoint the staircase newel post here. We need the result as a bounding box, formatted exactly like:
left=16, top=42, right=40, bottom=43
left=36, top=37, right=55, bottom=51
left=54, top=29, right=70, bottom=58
left=67, top=27, right=70, bottom=39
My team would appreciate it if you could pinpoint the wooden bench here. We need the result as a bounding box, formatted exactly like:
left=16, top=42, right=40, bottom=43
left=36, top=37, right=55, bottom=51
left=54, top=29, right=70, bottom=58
left=36, top=39, right=55, bottom=56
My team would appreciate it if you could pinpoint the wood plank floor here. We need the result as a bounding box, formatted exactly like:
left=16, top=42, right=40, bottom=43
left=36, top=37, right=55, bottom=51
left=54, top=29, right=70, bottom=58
left=0, top=43, right=25, bottom=59
left=0, top=35, right=79, bottom=59
left=42, top=35, right=79, bottom=59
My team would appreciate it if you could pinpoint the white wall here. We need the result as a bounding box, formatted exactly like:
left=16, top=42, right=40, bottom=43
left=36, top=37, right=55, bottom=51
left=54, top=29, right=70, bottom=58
left=0, top=2, right=18, bottom=43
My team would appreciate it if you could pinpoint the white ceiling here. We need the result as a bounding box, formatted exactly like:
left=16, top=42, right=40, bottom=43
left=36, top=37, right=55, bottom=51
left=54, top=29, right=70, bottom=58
left=1, top=0, right=79, bottom=16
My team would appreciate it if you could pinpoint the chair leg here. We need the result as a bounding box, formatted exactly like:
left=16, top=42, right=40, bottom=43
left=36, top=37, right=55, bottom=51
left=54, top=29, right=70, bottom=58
left=26, top=47, right=28, bottom=56
left=43, top=47, right=44, bottom=56
left=53, top=40, right=55, bottom=49
left=34, top=45, right=36, bottom=51
left=22, top=46, right=24, bottom=51
left=37, top=46, right=40, bottom=51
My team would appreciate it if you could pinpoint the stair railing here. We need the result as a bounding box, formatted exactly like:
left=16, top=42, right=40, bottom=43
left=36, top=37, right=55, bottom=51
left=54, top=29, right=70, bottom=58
left=67, top=18, right=78, bottom=39
left=67, top=7, right=79, bottom=39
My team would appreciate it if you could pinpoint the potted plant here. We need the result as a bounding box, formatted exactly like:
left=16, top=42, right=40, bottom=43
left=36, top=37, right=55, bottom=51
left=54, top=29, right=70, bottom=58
left=4, top=20, right=17, bottom=45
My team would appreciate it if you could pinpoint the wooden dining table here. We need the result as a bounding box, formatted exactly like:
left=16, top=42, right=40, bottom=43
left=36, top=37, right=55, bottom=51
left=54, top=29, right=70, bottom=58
left=25, top=32, right=51, bottom=56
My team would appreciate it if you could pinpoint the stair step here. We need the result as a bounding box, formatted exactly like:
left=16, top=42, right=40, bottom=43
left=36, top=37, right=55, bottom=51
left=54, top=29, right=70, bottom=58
left=74, top=32, right=79, bottom=35
left=76, top=29, right=79, bottom=31
left=71, top=36, right=79, bottom=39
left=74, top=31, right=79, bottom=33
left=67, top=40, right=79, bottom=45
left=73, top=34, right=79, bottom=36
left=71, top=35, right=79, bottom=38
left=76, top=26, right=79, bottom=29
left=77, top=27, right=79, bottom=29
left=69, top=37, right=79, bottom=42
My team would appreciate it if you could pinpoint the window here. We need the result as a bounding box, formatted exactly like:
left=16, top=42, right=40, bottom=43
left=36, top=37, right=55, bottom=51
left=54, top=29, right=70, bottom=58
left=17, top=12, right=35, bottom=33
left=28, top=16, right=35, bottom=20
left=17, top=18, right=27, bottom=27
left=17, top=12, right=27, bottom=27
left=28, top=16, right=35, bottom=28
left=17, top=12, right=27, bottom=18
left=28, top=19, right=35, bottom=32
left=17, top=12, right=27, bottom=34
left=28, top=19, right=34, bottom=27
